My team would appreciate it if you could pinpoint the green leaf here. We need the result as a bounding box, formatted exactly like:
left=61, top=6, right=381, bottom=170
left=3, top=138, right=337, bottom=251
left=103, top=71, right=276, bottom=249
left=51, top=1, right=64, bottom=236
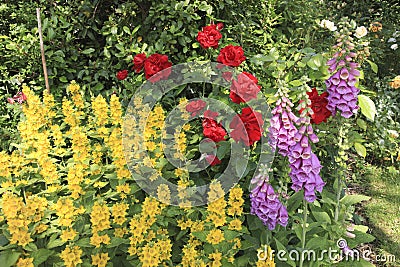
left=356, top=119, right=367, bottom=131
left=82, top=48, right=95, bottom=55
left=289, top=80, right=303, bottom=86
left=366, top=59, right=378, bottom=74
left=354, top=143, right=367, bottom=158
left=311, top=211, right=331, bottom=224
left=0, top=251, right=21, bottom=267
left=340, top=194, right=370, bottom=206
left=358, top=95, right=376, bottom=121
left=123, top=26, right=130, bottom=35
left=32, top=249, right=54, bottom=266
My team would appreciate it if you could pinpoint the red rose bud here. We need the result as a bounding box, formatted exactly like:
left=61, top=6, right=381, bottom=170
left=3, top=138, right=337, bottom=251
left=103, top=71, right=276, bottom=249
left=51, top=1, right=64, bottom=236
left=217, top=45, right=246, bottom=67
left=116, top=69, right=128, bottom=80
left=216, top=22, right=224, bottom=30
left=185, top=99, right=206, bottom=117
left=197, top=24, right=222, bottom=49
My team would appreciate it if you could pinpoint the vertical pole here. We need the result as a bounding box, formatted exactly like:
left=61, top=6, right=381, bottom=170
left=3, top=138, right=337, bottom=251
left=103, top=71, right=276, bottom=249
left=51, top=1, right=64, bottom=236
left=36, top=8, right=50, bottom=94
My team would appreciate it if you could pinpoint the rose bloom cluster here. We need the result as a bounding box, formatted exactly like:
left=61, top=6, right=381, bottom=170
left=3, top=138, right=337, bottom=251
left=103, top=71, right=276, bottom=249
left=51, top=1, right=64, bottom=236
left=7, top=91, right=27, bottom=104
left=184, top=23, right=263, bottom=166
left=116, top=53, right=172, bottom=82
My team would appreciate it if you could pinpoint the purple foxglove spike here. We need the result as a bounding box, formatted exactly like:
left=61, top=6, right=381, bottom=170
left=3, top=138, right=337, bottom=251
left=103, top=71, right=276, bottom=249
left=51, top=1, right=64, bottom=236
left=260, top=181, right=270, bottom=192
left=301, top=163, right=313, bottom=174
left=338, top=60, right=346, bottom=67
left=309, top=133, right=319, bottom=143
left=282, top=96, right=289, bottom=103
left=340, top=67, right=350, bottom=80
left=266, top=184, right=276, bottom=196
left=345, top=55, right=352, bottom=62
left=337, top=103, right=350, bottom=111
left=337, top=85, right=351, bottom=94
left=333, top=52, right=340, bottom=58
left=267, top=222, right=277, bottom=230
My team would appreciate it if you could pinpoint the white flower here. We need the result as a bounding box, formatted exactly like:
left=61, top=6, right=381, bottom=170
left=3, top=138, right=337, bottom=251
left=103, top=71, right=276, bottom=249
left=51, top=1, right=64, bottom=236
left=354, top=26, right=368, bottom=38
left=320, top=19, right=337, bottom=31
left=391, top=44, right=398, bottom=50
left=388, top=37, right=396, bottom=43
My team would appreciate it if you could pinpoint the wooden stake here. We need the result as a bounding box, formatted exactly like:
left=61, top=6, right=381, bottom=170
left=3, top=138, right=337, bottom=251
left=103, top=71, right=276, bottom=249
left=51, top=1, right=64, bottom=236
left=36, top=8, right=50, bottom=94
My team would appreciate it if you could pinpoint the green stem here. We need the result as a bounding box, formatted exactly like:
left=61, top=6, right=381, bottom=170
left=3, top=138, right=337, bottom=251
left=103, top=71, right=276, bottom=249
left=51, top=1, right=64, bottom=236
left=334, top=121, right=345, bottom=222
left=299, top=198, right=308, bottom=267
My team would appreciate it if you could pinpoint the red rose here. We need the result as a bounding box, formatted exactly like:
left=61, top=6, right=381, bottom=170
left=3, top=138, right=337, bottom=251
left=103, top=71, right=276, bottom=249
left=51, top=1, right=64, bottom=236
left=217, top=45, right=246, bottom=67
left=116, top=69, right=128, bottom=80
left=133, top=53, right=147, bottom=73
left=14, top=92, right=27, bottom=104
left=300, top=88, right=332, bottom=124
left=230, top=72, right=261, bottom=104
left=197, top=24, right=222, bottom=49
left=216, top=22, right=224, bottom=30
left=229, top=107, right=263, bottom=146
left=144, top=53, right=172, bottom=82
left=202, top=117, right=227, bottom=143
left=7, top=97, right=15, bottom=104
left=186, top=99, right=206, bottom=117
left=205, top=154, right=222, bottom=166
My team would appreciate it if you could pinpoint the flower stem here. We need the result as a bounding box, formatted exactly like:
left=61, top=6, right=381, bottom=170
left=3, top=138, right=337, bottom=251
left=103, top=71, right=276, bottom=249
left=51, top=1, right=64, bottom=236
left=299, top=198, right=308, bottom=267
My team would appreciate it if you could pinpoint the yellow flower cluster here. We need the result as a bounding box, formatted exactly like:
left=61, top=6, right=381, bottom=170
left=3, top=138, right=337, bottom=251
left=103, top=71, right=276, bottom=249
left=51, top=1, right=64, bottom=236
left=206, top=181, right=227, bottom=227
left=110, top=94, right=123, bottom=125
left=107, top=127, right=131, bottom=180
left=92, top=94, right=109, bottom=137
left=60, top=246, right=83, bottom=267
left=256, top=246, right=276, bottom=267
left=90, top=202, right=111, bottom=247
left=16, top=257, right=34, bottom=267
left=181, top=236, right=204, bottom=267
left=139, top=238, right=172, bottom=267
left=157, top=183, right=171, bottom=204
left=206, top=229, right=225, bottom=244
left=128, top=197, right=164, bottom=256
left=2, top=193, right=47, bottom=247
left=92, top=252, right=110, bottom=267
left=67, top=81, right=85, bottom=110
left=112, top=202, right=129, bottom=225
left=19, top=86, right=59, bottom=185
left=53, top=197, right=83, bottom=227
left=227, top=186, right=245, bottom=216
left=209, top=251, right=223, bottom=267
